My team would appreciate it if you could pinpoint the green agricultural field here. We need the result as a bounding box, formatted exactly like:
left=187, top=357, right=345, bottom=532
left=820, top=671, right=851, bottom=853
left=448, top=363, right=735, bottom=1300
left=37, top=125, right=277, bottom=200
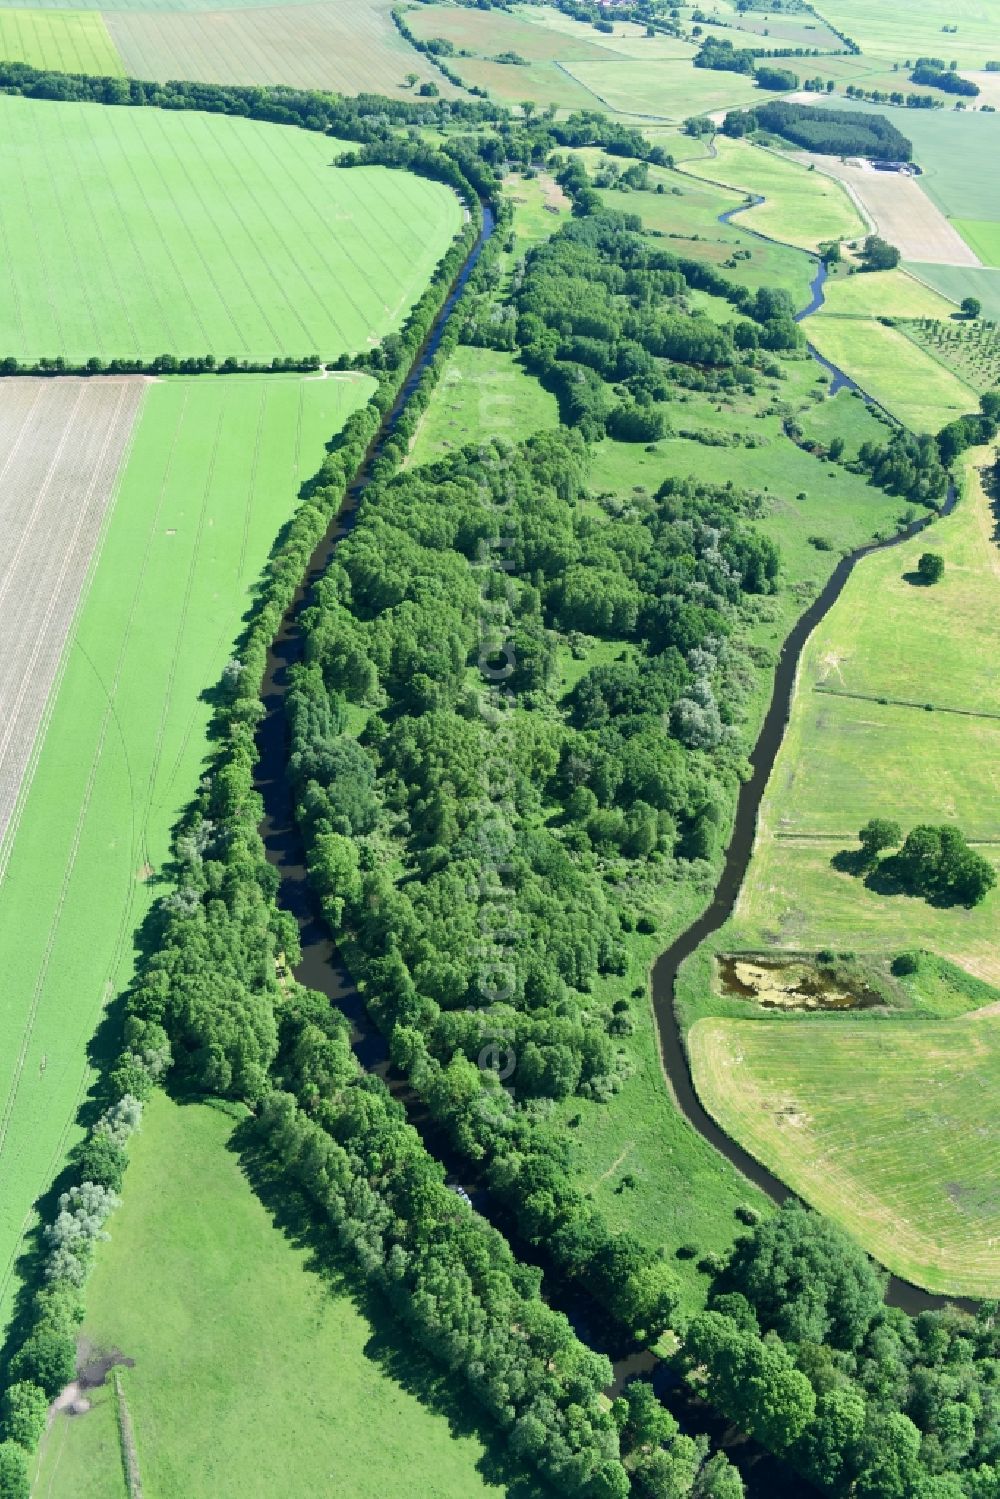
left=682, top=138, right=864, bottom=251
left=904, top=316, right=1000, bottom=393
left=806, top=316, right=978, bottom=431
left=736, top=454, right=1000, bottom=987
left=690, top=1011, right=1000, bottom=1297
left=33, top=1093, right=542, bottom=1499
left=817, top=267, right=957, bottom=319
left=103, top=0, right=462, bottom=93
left=407, top=347, right=559, bottom=466
left=811, top=0, right=1000, bottom=68
left=0, top=94, right=462, bottom=363
left=906, top=264, right=1000, bottom=322
left=0, top=8, right=122, bottom=70
left=952, top=219, right=1000, bottom=267
left=0, top=372, right=374, bottom=1332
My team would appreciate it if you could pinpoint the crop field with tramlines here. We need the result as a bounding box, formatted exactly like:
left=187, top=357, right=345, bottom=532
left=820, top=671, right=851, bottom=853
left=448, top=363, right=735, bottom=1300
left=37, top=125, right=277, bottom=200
left=0, top=372, right=372, bottom=1331
left=104, top=0, right=463, bottom=94
left=0, top=94, right=462, bottom=364
left=0, top=379, right=144, bottom=862
left=0, top=8, right=123, bottom=70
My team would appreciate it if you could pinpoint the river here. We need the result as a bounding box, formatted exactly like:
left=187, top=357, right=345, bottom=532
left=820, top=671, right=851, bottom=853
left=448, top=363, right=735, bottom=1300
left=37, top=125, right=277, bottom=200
left=251, top=187, right=959, bottom=1494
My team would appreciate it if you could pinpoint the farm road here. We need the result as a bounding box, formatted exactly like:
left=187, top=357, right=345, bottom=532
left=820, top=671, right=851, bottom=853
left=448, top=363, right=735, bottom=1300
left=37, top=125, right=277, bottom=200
left=0, top=377, right=145, bottom=867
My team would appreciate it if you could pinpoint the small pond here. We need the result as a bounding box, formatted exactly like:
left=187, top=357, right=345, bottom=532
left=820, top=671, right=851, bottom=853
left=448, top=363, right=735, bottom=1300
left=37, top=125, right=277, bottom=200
left=717, top=954, right=885, bottom=1011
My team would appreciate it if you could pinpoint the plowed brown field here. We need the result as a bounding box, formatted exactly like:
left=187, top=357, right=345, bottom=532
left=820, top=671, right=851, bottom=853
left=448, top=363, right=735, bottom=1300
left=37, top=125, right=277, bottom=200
left=0, top=377, right=145, bottom=865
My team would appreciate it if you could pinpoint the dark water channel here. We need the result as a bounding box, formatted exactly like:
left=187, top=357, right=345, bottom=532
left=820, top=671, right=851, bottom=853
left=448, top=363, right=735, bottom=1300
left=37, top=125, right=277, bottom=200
left=251, top=193, right=963, bottom=1495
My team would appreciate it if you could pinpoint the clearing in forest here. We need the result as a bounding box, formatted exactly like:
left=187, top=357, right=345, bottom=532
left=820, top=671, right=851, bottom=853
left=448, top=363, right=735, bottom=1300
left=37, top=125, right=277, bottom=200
left=0, top=378, right=144, bottom=864
left=0, top=93, right=462, bottom=363
left=689, top=1010, right=1000, bottom=1298
left=0, top=372, right=374, bottom=1334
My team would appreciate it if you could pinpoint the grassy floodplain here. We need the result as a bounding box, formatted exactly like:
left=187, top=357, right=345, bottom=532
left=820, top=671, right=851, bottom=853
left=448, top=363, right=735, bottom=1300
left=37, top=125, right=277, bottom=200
left=33, top=1093, right=541, bottom=1499
left=681, top=137, right=864, bottom=251
left=689, top=1011, right=1000, bottom=1297
left=0, top=94, right=462, bottom=363
left=815, top=268, right=958, bottom=320
left=735, top=453, right=1000, bottom=985
left=805, top=316, right=979, bottom=431
left=0, top=372, right=374, bottom=1331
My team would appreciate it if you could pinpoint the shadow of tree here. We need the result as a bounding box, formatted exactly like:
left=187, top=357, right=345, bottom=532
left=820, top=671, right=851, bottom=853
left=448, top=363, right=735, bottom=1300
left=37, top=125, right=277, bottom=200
left=830, top=847, right=869, bottom=877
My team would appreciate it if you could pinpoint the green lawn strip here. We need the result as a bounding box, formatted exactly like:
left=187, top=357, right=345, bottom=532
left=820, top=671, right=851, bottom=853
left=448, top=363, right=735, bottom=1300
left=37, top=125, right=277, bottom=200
left=688, top=1011, right=1000, bottom=1297
left=734, top=453, right=1000, bottom=985
left=33, top=1092, right=537, bottom=1499
left=0, top=94, right=462, bottom=363
left=0, top=373, right=373, bottom=1335
left=952, top=219, right=1000, bottom=268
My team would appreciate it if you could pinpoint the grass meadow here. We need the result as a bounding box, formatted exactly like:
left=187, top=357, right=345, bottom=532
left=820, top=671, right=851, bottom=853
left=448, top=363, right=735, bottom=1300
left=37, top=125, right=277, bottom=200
left=33, top=1093, right=540, bottom=1499
left=816, top=268, right=957, bottom=320
left=0, top=95, right=462, bottom=363
left=0, top=8, right=122, bottom=70
left=805, top=316, right=979, bottom=431
left=689, top=1011, right=1000, bottom=1297
left=952, top=219, right=1000, bottom=267
left=0, top=373, right=373, bottom=1333
left=735, top=453, right=1000, bottom=985
left=682, top=138, right=864, bottom=251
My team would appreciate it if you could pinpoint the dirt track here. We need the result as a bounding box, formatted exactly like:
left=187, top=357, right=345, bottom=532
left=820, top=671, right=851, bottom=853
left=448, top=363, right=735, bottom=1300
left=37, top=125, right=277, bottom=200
left=796, top=150, right=981, bottom=266
left=0, top=378, right=146, bottom=864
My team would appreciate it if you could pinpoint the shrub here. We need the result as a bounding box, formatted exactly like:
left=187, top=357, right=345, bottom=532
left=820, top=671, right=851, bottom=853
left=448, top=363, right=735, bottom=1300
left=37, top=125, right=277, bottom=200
left=891, top=951, right=920, bottom=976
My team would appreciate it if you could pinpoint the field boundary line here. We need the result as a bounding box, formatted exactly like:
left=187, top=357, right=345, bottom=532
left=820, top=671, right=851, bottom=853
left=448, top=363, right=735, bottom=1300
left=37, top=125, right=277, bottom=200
left=814, top=683, right=1000, bottom=720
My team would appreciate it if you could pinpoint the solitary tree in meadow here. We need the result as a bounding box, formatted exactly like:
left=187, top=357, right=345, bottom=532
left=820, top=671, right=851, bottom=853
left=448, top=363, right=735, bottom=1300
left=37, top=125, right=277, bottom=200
left=917, top=551, right=945, bottom=584
left=961, top=296, right=982, bottom=319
